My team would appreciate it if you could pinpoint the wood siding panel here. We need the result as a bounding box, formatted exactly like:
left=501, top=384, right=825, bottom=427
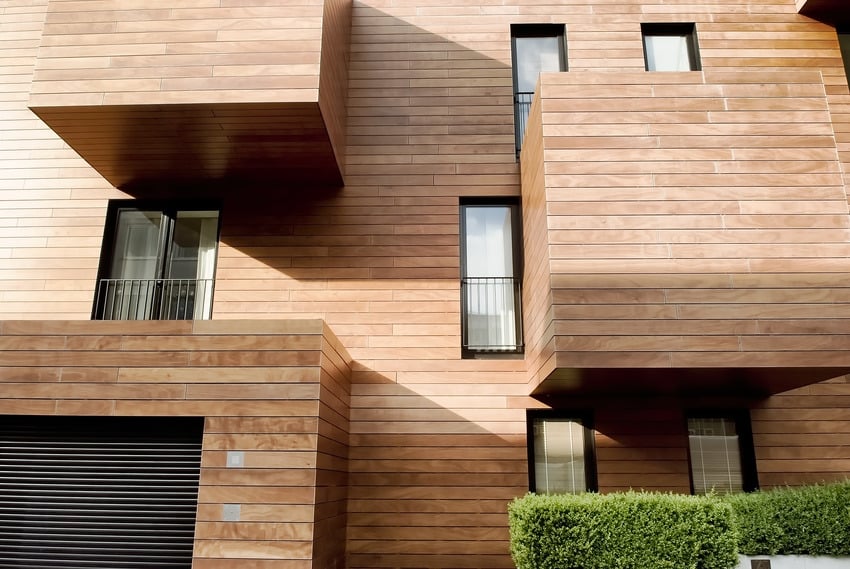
left=527, top=67, right=850, bottom=392
left=27, top=0, right=346, bottom=186
left=31, top=1, right=324, bottom=106
left=0, top=319, right=352, bottom=567
left=2, top=1, right=850, bottom=569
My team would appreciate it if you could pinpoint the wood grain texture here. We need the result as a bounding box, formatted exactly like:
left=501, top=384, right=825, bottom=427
left=2, top=1, right=850, bottom=568
left=0, top=319, right=352, bottom=567
left=525, top=68, right=850, bottom=394
left=27, top=0, right=348, bottom=187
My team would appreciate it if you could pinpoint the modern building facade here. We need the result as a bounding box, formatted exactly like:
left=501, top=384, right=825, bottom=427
left=1, top=0, right=849, bottom=567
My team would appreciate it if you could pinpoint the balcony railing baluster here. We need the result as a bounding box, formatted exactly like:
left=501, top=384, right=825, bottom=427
left=461, top=276, right=523, bottom=352
left=514, top=91, right=534, bottom=155
left=94, top=278, right=214, bottom=320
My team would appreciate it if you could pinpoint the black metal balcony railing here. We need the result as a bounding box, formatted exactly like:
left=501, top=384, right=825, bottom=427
left=514, top=91, right=534, bottom=155
left=461, top=277, right=523, bottom=352
left=93, top=279, right=214, bottom=320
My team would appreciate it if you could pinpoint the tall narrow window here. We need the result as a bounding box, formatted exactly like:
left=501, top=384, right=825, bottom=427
left=687, top=413, right=758, bottom=495
left=94, top=203, right=220, bottom=320
left=511, top=24, right=567, bottom=154
left=460, top=200, right=523, bottom=355
left=839, top=30, right=850, bottom=90
left=528, top=413, right=596, bottom=494
left=642, top=23, right=701, bottom=71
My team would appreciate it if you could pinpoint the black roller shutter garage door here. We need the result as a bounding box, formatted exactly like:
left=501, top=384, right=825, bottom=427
left=0, top=415, right=204, bottom=568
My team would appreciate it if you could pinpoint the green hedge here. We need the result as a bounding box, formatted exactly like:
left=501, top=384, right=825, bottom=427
left=508, top=491, right=739, bottom=569
left=724, top=481, right=850, bottom=556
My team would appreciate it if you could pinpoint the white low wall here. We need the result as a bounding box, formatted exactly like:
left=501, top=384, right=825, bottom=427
left=738, top=555, right=850, bottom=568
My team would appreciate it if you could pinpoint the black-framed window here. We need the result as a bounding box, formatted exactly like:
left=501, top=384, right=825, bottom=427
left=642, top=23, right=701, bottom=71
left=528, top=411, right=597, bottom=494
left=839, top=30, right=850, bottom=90
left=686, top=411, right=758, bottom=495
left=93, top=202, right=220, bottom=320
left=460, top=199, right=523, bottom=356
left=511, top=24, right=567, bottom=154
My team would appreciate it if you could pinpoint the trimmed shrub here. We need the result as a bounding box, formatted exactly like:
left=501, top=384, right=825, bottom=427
left=508, top=491, right=738, bottom=569
left=725, top=480, right=850, bottom=556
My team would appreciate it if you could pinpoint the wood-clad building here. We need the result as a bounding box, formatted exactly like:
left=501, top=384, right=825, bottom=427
left=1, top=0, right=849, bottom=567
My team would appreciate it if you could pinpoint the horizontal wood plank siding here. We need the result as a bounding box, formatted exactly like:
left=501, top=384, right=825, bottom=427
left=30, top=0, right=324, bottom=106
left=753, top=375, right=850, bottom=486
left=0, top=319, right=352, bottom=568
left=318, top=0, right=352, bottom=179
left=27, top=0, right=347, bottom=187
left=527, top=67, right=850, bottom=388
left=2, top=0, right=850, bottom=568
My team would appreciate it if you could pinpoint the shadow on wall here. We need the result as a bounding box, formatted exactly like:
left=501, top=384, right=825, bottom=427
left=345, top=364, right=528, bottom=568
left=114, top=3, right=518, bottom=286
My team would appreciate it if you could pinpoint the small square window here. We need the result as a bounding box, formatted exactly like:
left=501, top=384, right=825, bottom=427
left=528, top=412, right=596, bottom=494
left=687, top=412, right=758, bottom=494
left=642, top=23, right=701, bottom=71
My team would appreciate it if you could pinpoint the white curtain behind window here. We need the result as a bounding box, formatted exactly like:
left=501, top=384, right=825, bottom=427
left=464, top=206, right=516, bottom=349
left=170, top=211, right=218, bottom=319
left=194, top=214, right=218, bottom=319
left=644, top=34, right=691, bottom=71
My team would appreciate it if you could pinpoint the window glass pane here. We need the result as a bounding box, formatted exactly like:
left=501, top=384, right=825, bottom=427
left=463, top=206, right=513, bottom=278
left=533, top=417, right=586, bottom=494
left=461, top=204, right=521, bottom=352
left=645, top=34, right=692, bottom=71
left=839, top=32, right=850, bottom=89
left=688, top=417, right=743, bottom=494
left=165, top=211, right=219, bottom=320
left=97, top=206, right=219, bottom=321
left=514, top=35, right=562, bottom=93
left=167, top=211, right=219, bottom=280
left=110, top=210, right=161, bottom=279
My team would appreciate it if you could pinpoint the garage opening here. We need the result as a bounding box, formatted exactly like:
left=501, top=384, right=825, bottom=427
left=0, top=415, right=204, bottom=568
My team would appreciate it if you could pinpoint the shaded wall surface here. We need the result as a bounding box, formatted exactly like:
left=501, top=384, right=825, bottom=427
left=1, top=0, right=850, bottom=568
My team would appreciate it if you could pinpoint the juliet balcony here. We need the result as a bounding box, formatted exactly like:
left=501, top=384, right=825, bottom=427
left=520, top=70, right=850, bottom=398
left=28, top=0, right=351, bottom=188
left=93, top=278, right=215, bottom=321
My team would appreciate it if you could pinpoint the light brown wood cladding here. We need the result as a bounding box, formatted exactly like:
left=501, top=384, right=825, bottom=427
left=2, top=1, right=850, bottom=568
left=524, top=68, right=850, bottom=394
left=28, top=0, right=350, bottom=186
left=0, top=319, right=351, bottom=568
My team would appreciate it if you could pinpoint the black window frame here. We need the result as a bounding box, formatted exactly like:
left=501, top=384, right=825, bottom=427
left=92, top=200, right=222, bottom=321
left=527, top=409, right=598, bottom=494
left=685, top=409, right=759, bottom=495
left=641, top=22, right=702, bottom=71
left=510, top=23, right=568, bottom=155
left=459, top=197, right=524, bottom=358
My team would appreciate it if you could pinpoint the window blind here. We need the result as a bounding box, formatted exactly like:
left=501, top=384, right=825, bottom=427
left=687, top=416, right=743, bottom=494
left=532, top=417, right=586, bottom=494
